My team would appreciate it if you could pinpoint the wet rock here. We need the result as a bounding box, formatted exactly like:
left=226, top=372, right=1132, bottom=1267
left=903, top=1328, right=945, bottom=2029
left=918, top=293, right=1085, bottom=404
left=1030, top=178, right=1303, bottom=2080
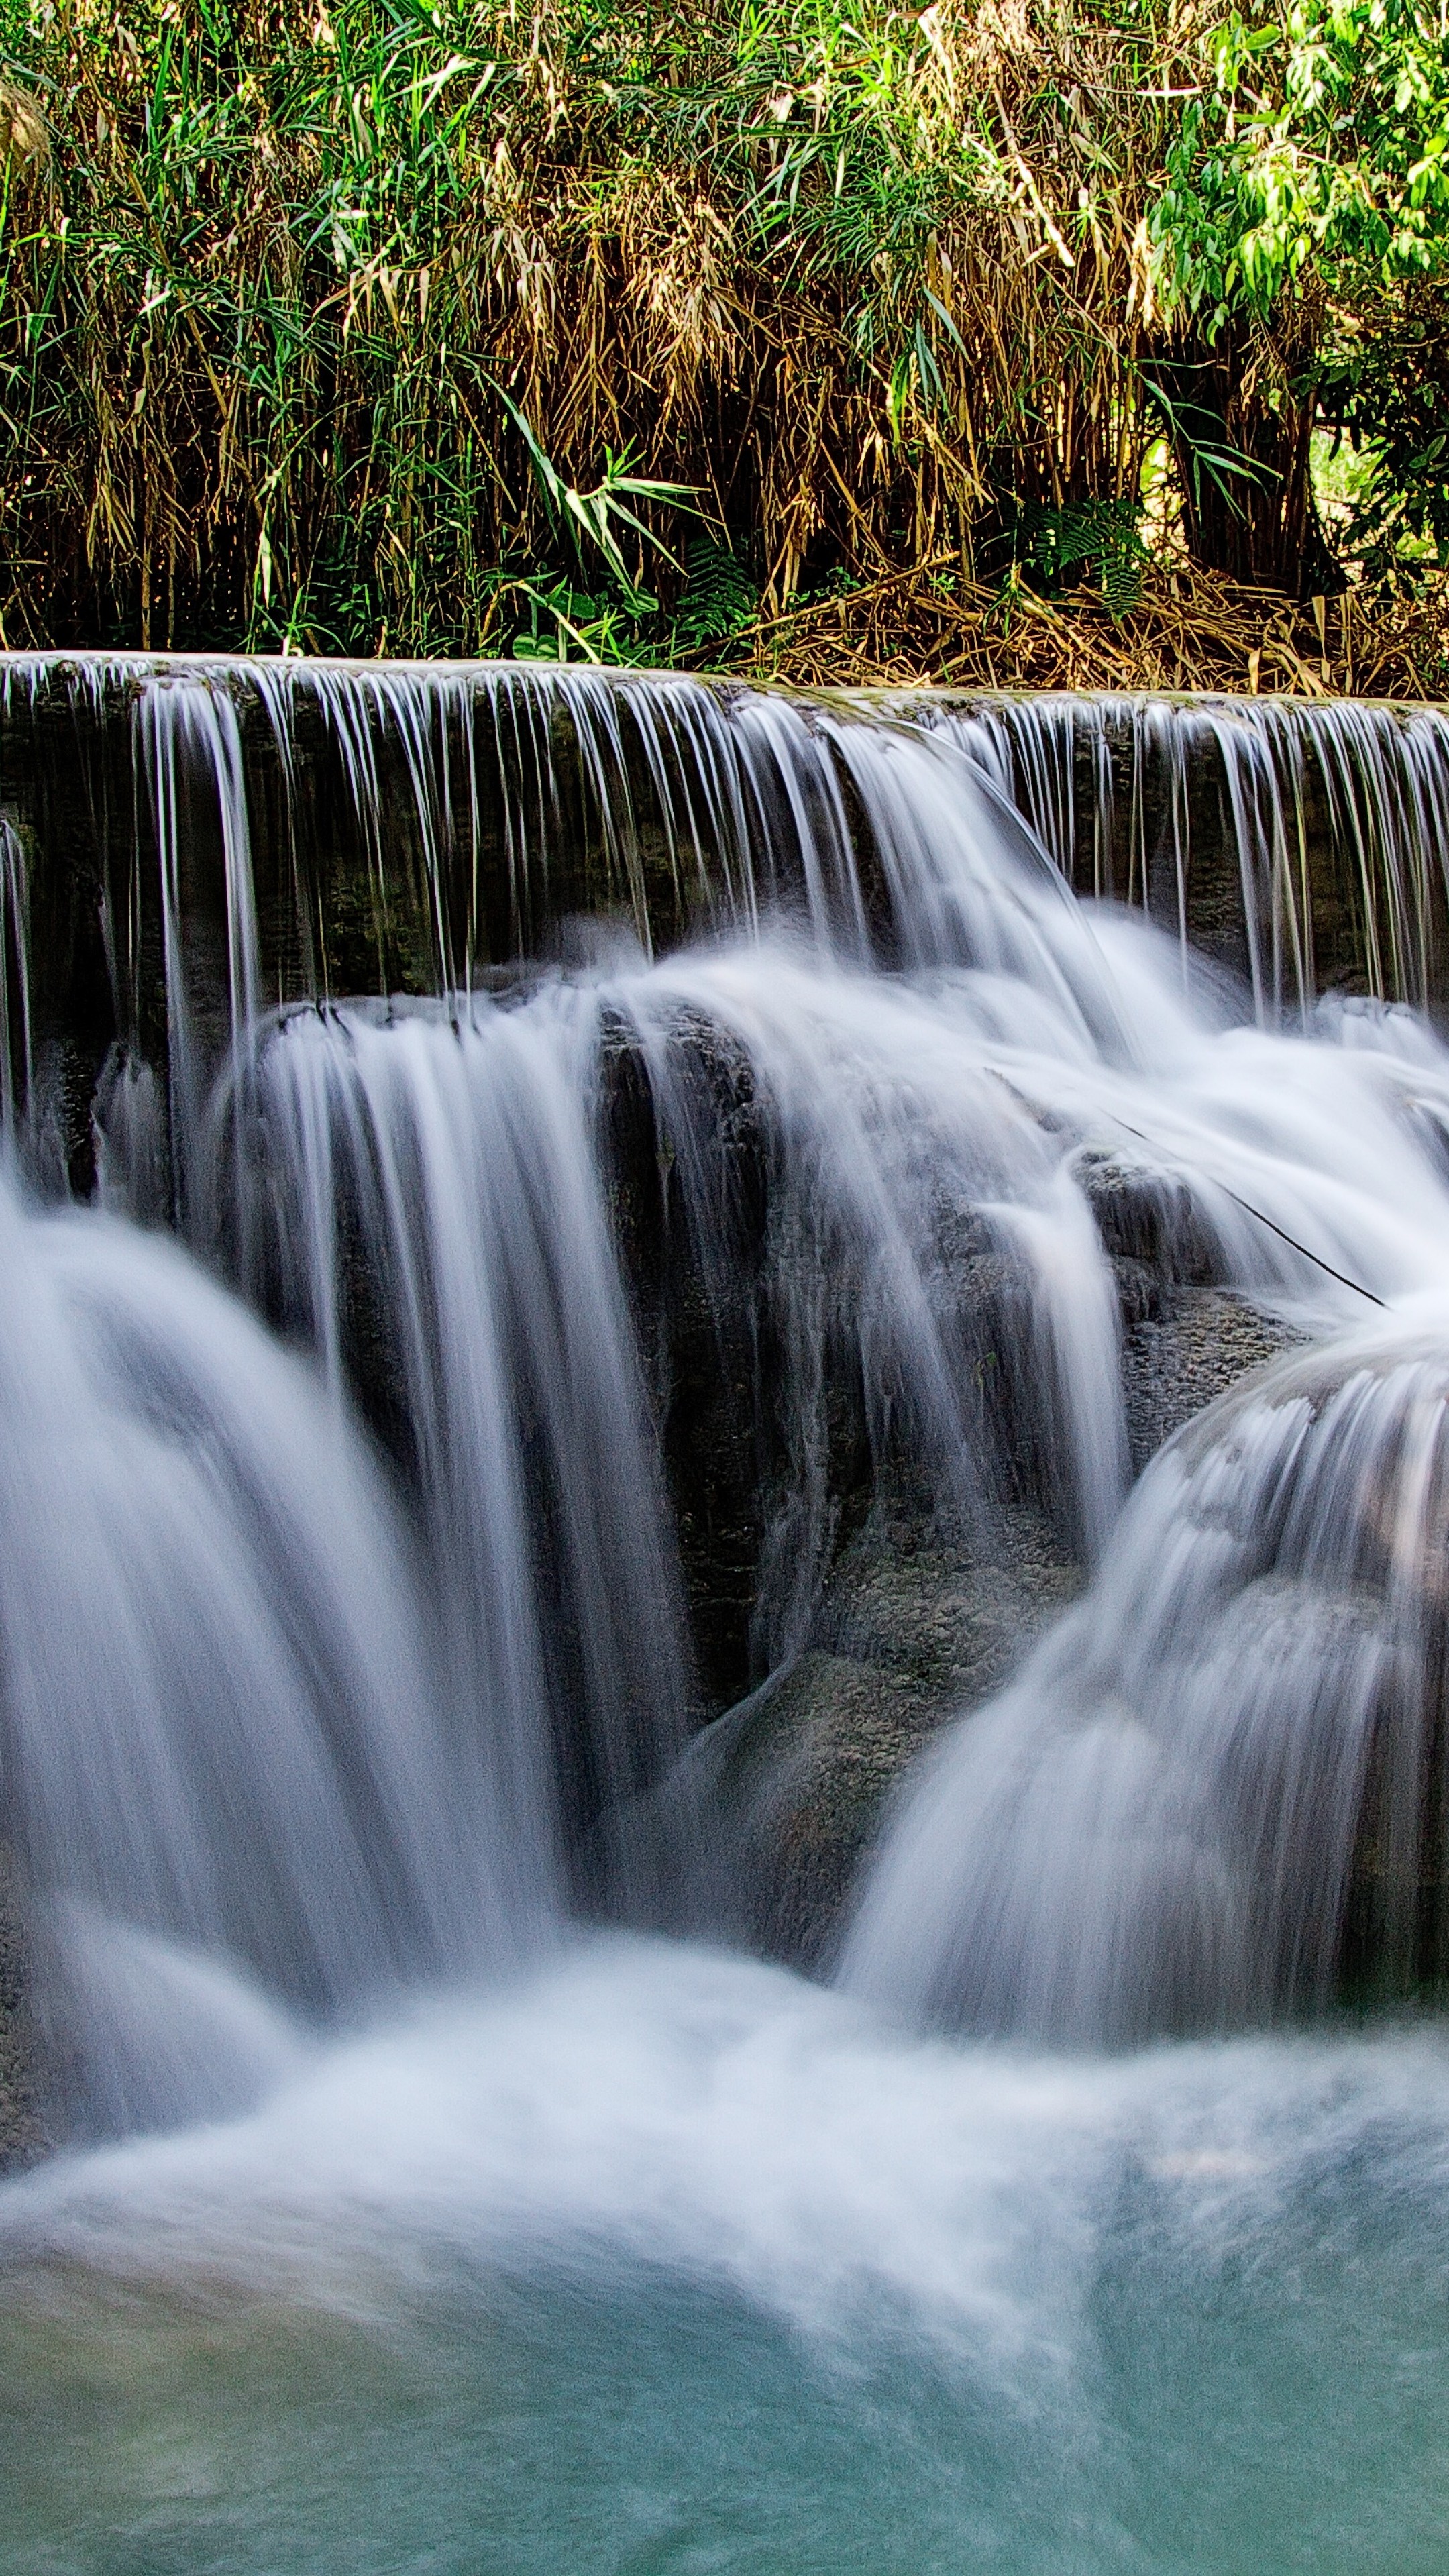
left=1080, top=1149, right=1314, bottom=1469
left=602, top=1008, right=788, bottom=1713
left=710, top=1497, right=1081, bottom=1969
left=1078, top=1150, right=1222, bottom=1285
left=708, top=1283, right=1313, bottom=1968
left=0, top=1845, right=44, bottom=2172
left=1122, top=1287, right=1309, bottom=1474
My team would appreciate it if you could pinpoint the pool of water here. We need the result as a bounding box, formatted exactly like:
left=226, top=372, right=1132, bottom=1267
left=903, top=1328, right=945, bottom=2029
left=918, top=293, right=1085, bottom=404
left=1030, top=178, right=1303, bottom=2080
left=4, top=1937, right=1449, bottom=2573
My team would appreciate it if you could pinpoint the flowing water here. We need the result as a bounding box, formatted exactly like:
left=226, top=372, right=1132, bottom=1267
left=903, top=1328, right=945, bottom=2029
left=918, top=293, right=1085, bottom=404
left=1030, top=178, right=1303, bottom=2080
left=5, top=661, right=1449, bottom=2567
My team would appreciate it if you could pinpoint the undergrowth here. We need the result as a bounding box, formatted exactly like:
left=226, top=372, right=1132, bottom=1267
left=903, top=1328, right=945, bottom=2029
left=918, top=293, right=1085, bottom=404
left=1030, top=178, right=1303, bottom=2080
left=0, top=0, right=1447, bottom=694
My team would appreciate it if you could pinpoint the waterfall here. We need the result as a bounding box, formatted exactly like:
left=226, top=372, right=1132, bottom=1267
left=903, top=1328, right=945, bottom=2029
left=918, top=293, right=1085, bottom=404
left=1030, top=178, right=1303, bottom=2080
left=11, top=660, right=1449, bottom=2576
left=842, top=1307, right=1449, bottom=2041
left=7, top=651, right=1449, bottom=2151
left=225, top=991, right=690, bottom=1904
left=932, top=691, right=1449, bottom=1018
left=6, top=657, right=1449, bottom=1123
left=0, top=1176, right=521, bottom=2135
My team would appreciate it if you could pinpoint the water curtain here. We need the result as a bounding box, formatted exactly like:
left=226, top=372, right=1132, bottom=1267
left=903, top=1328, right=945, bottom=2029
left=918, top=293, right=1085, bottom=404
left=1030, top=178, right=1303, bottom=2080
left=3, top=656, right=1449, bottom=2138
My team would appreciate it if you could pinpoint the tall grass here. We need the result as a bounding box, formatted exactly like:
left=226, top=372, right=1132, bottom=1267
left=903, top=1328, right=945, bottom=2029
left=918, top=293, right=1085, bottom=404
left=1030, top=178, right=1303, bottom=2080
left=0, top=0, right=1191, bottom=659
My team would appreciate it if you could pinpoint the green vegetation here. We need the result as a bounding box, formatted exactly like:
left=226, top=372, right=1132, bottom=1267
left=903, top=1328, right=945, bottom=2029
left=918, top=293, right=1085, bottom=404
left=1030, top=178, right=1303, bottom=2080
left=1, top=0, right=1448, bottom=686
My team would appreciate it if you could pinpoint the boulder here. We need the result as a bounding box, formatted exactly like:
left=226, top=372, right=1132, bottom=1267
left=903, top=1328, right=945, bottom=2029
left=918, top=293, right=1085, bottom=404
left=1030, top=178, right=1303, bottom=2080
left=700, top=1494, right=1081, bottom=1968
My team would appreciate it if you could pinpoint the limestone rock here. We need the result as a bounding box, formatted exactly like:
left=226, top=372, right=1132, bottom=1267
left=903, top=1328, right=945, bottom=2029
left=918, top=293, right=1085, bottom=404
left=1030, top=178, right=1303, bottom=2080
left=1122, top=1286, right=1309, bottom=1473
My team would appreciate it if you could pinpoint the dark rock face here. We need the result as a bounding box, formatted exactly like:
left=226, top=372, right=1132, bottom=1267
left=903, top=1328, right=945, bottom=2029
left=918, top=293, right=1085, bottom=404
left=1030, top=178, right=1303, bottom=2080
left=602, top=1011, right=782, bottom=1714
left=698, top=1276, right=1309, bottom=1970
left=709, top=1496, right=1081, bottom=1970
left=1079, top=1151, right=1222, bottom=1287
left=0, top=1847, right=43, bottom=2172
left=1079, top=1148, right=1311, bottom=1464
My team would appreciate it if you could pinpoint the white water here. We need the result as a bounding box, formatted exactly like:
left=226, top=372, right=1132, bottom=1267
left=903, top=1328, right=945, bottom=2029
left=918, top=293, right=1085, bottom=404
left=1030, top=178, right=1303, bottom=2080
left=230, top=990, right=690, bottom=1912
left=844, top=1307, right=1449, bottom=2040
left=7, top=661, right=1449, bottom=2560
left=0, top=1935, right=1438, bottom=2365
left=0, top=1181, right=525, bottom=2136
left=11, top=685, right=1449, bottom=2100
left=8, top=1939, right=1449, bottom=2570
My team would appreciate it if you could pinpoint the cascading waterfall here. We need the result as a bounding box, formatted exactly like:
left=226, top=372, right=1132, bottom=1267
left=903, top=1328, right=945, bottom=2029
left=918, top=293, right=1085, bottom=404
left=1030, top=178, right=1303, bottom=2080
left=6, top=659, right=1449, bottom=2113
left=226, top=991, right=690, bottom=1907
left=934, top=690, right=1449, bottom=1017
left=9, top=653, right=1449, bottom=1049
left=0, top=1181, right=513, bottom=2137
left=16, top=655, right=1449, bottom=2566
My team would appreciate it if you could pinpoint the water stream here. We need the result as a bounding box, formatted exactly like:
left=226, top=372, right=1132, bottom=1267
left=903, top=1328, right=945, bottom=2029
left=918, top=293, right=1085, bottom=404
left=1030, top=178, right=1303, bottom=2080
left=5, top=661, right=1449, bottom=2567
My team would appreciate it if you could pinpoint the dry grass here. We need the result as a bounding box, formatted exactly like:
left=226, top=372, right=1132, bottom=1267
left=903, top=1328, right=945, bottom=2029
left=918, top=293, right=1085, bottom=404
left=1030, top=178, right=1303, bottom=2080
left=717, top=560, right=1449, bottom=701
